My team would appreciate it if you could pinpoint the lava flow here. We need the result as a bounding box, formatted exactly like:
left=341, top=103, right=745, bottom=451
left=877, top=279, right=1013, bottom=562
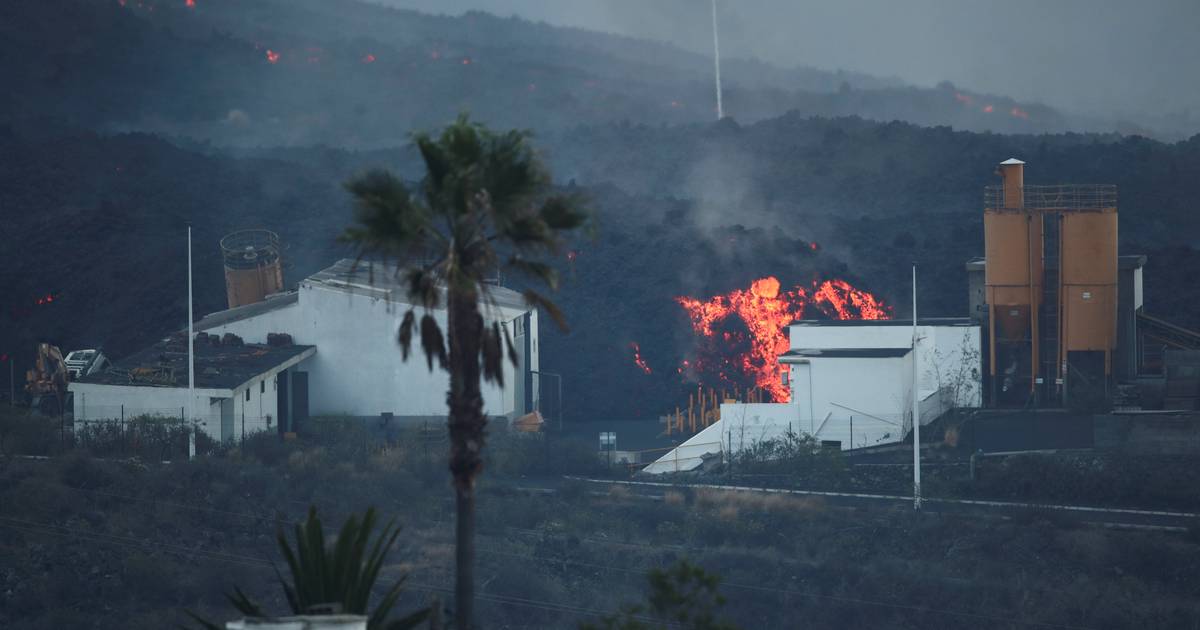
left=630, top=342, right=652, bottom=374
left=676, top=276, right=889, bottom=402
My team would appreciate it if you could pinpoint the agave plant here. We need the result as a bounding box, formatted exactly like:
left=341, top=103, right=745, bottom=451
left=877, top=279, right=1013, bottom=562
left=189, top=506, right=430, bottom=630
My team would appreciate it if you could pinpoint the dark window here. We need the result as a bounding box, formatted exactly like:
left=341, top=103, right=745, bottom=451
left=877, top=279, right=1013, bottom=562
left=245, top=389, right=250, bottom=401
left=260, top=380, right=265, bottom=394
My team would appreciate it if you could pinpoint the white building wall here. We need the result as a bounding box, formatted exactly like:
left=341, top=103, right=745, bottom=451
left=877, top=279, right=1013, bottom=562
left=70, top=382, right=228, bottom=441
left=788, top=355, right=909, bottom=449
left=789, top=323, right=982, bottom=408
left=925, top=325, right=983, bottom=408
left=229, top=371, right=282, bottom=438
left=645, top=323, right=982, bottom=474
left=70, top=367, right=294, bottom=442
left=198, top=281, right=530, bottom=419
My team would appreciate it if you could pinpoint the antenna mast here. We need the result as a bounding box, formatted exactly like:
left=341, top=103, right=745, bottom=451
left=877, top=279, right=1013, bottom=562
left=711, top=0, right=723, bottom=119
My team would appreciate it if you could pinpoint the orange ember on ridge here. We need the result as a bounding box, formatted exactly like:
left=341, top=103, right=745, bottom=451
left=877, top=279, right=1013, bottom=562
left=1010, top=106, right=1029, bottom=119
left=186, top=0, right=195, bottom=7
left=265, top=49, right=280, bottom=64
left=982, top=104, right=994, bottom=113
left=361, top=53, right=377, bottom=64
left=676, top=276, right=889, bottom=402
left=631, top=342, right=652, bottom=375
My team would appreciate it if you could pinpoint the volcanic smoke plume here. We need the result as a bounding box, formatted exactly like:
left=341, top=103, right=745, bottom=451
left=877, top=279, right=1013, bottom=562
left=676, top=276, right=889, bottom=402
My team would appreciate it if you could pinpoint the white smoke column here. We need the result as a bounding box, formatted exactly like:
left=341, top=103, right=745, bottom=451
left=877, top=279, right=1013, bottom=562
left=711, top=0, right=723, bottom=119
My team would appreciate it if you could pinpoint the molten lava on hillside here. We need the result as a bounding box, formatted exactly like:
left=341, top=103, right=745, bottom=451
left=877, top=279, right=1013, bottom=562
left=676, top=276, right=889, bottom=402
left=630, top=342, right=652, bottom=375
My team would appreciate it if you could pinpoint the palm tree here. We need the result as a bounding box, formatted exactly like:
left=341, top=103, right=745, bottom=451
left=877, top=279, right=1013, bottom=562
left=341, top=114, right=588, bottom=629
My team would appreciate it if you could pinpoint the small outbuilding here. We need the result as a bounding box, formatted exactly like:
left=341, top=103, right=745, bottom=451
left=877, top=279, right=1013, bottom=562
left=69, top=337, right=315, bottom=442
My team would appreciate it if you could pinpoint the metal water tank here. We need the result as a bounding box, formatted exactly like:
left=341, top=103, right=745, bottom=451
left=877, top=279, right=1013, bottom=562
left=221, top=229, right=284, bottom=309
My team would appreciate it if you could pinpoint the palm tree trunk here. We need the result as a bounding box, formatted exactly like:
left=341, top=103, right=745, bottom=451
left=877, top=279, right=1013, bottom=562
left=447, top=286, right=485, bottom=630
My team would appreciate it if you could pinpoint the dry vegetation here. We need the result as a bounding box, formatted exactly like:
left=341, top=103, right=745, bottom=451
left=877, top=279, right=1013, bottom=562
left=5, top=412, right=1198, bottom=629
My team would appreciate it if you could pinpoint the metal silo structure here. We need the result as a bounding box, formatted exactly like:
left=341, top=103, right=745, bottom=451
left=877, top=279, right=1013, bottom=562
left=1054, top=186, right=1118, bottom=404
left=983, top=159, right=1042, bottom=405
left=983, top=159, right=1118, bottom=406
left=220, top=229, right=284, bottom=309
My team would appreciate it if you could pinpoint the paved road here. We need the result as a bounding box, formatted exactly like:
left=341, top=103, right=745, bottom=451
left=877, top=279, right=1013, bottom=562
left=563, top=476, right=1200, bottom=531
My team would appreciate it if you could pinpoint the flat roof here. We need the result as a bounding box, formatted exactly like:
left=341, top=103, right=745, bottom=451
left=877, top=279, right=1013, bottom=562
left=781, top=348, right=912, bottom=359
left=307, top=259, right=530, bottom=312
left=196, top=291, right=298, bottom=331
left=76, top=339, right=315, bottom=390
left=789, top=317, right=974, bottom=328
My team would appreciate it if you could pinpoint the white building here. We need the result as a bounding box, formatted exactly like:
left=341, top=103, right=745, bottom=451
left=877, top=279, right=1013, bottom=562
left=195, top=259, right=539, bottom=425
left=70, top=339, right=316, bottom=442
left=70, top=259, right=540, bottom=441
left=644, top=318, right=981, bottom=474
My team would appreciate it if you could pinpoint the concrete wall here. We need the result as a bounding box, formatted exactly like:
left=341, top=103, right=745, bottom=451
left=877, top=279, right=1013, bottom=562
left=1095, top=413, right=1200, bottom=454
left=69, top=364, right=298, bottom=442
left=199, top=281, right=531, bottom=420
left=70, top=382, right=229, bottom=441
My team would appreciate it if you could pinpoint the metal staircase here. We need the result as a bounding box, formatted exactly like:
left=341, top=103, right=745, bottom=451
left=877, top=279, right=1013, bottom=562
left=1040, top=213, right=1061, bottom=403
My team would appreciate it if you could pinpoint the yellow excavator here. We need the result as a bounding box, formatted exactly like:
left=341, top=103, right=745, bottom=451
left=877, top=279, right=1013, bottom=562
left=25, top=342, right=68, bottom=416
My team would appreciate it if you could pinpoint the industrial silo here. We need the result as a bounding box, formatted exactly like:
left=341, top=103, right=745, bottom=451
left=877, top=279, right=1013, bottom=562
left=983, top=159, right=1042, bottom=405
left=1058, top=190, right=1118, bottom=403
left=221, top=229, right=284, bottom=309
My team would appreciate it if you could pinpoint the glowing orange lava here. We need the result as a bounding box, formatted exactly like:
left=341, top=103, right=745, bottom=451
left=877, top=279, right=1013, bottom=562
left=631, top=342, right=652, bottom=375
left=982, top=104, right=994, bottom=113
left=676, top=276, right=889, bottom=401
left=186, top=0, right=195, bottom=7
left=1010, top=106, right=1029, bottom=119
left=265, top=49, right=280, bottom=64
left=361, top=53, right=376, bottom=64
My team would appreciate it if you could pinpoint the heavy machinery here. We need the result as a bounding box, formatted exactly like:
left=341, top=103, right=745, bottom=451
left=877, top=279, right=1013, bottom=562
left=64, top=348, right=108, bottom=379
left=25, top=342, right=68, bottom=415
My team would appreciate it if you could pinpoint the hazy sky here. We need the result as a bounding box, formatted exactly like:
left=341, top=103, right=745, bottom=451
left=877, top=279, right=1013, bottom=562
left=376, top=0, right=1200, bottom=123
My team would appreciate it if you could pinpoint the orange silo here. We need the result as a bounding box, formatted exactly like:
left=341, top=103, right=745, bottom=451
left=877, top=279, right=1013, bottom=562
left=983, top=159, right=1042, bottom=403
left=982, top=159, right=1119, bottom=407
left=1059, top=196, right=1118, bottom=398
left=221, top=229, right=285, bottom=309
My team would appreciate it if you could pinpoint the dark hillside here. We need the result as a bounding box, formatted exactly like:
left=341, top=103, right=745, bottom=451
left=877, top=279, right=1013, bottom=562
left=3, top=117, right=1200, bottom=421
left=0, top=0, right=1109, bottom=149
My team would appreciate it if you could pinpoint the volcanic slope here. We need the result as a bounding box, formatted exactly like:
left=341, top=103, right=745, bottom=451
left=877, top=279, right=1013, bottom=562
left=7, top=115, right=1200, bottom=421
left=0, top=0, right=1102, bottom=149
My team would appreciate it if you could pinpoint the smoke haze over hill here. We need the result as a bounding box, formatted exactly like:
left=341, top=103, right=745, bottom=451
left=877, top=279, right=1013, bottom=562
left=377, top=0, right=1200, bottom=138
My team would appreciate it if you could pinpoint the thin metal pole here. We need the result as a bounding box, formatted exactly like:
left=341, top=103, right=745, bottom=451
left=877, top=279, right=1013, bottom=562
left=187, top=225, right=196, bottom=460
left=912, top=263, right=922, bottom=510
left=710, top=0, right=723, bottom=120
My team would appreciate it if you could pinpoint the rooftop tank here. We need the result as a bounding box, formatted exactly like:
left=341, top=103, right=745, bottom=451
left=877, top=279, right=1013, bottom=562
left=221, top=229, right=284, bottom=309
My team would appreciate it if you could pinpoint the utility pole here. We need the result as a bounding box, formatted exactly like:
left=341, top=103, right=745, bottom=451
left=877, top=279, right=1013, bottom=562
left=912, top=263, right=922, bottom=510
left=710, top=0, right=723, bottom=120
left=187, top=225, right=196, bottom=460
